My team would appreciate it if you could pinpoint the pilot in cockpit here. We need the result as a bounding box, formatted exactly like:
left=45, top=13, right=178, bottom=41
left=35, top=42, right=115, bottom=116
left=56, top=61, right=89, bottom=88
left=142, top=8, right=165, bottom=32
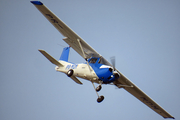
left=89, top=58, right=98, bottom=63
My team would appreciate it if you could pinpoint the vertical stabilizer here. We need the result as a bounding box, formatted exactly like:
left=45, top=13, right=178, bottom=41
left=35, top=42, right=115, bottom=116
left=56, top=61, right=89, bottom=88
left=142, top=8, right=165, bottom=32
left=59, top=47, right=70, bottom=62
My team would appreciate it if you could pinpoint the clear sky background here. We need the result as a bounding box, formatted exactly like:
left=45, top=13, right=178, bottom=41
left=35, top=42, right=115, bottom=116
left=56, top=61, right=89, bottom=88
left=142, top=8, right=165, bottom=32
left=1, top=0, right=180, bottom=120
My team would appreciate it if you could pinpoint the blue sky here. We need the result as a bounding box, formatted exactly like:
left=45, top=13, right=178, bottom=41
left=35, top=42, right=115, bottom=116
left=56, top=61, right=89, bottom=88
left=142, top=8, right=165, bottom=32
left=1, top=0, right=180, bottom=120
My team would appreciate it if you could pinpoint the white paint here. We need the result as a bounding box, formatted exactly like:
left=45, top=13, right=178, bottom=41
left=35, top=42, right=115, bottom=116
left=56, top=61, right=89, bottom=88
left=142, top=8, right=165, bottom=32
left=55, top=60, right=99, bottom=83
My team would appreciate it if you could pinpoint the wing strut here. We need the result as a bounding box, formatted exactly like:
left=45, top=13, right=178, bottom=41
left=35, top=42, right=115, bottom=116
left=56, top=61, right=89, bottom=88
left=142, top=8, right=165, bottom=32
left=77, top=39, right=92, bottom=71
left=77, top=38, right=104, bottom=103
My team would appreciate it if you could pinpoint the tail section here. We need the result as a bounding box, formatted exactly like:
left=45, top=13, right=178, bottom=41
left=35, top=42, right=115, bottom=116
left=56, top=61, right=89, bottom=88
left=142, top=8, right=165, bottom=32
left=38, top=47, right=70, bottom=66
left=59, top=47, right=70, bottom=62
left=38, top=49, right=63, bottom=67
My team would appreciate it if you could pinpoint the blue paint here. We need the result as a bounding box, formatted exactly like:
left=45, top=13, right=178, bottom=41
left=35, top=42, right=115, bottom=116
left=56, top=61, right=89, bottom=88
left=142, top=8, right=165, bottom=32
left=30, top=1, right=43, bottom=5
left=65, top=65, right=71, bottom=70
left=59, top=47, right=70, bottom=62
left=65, top=64, right=78, bottom=70
left=71, top=64, right=78, bottom=69
left=88, top=57, right=116, bottom=84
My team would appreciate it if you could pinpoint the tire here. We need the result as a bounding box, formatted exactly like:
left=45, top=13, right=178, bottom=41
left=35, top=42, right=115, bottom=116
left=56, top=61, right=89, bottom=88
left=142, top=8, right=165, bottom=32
left=96, top=85, right=102, bottom=92
left=67, top=69, right=73, bottom=77
left=97, top=96, right=104, bottom=103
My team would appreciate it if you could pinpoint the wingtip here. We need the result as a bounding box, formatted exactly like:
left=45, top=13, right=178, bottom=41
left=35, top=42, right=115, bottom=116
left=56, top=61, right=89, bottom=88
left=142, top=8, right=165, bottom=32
left=38, top=49, right=44, bottom=52
left=164, top=117, right=175, bottom=119
left=30, top=1, right=43, bottom=5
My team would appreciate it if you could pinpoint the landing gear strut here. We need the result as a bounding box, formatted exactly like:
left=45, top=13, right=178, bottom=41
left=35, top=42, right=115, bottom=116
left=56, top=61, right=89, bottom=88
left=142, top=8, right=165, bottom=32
left=92, top=82, right=104, bottom=103
left=77, top=39, right=104, bottom=103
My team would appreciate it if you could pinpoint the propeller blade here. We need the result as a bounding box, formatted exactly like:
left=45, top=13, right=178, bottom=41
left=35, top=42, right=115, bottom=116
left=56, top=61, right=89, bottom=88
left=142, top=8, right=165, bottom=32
left=110, top=56, right=115, bottom=69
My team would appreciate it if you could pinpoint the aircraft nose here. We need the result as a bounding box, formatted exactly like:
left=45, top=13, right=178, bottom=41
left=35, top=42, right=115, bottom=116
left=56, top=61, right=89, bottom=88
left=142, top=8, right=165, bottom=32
left=109, top=68, right=113, bottom=72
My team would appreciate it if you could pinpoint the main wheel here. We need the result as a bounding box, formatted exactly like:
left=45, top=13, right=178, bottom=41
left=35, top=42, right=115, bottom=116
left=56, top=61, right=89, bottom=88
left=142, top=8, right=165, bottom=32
left=67, top=69, right=73, bottom=77
left=97, top=96, right=104, bottom=103
left=96, top=85, right=102, bottom=92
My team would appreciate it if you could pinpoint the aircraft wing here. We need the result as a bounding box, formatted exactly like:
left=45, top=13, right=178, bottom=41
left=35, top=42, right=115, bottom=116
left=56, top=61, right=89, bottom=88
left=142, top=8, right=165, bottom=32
left=113, top=71, right=174, bottom=119
left=31, top=1, right=102, bottom=60
left=31, top=1, right=174, bottom=119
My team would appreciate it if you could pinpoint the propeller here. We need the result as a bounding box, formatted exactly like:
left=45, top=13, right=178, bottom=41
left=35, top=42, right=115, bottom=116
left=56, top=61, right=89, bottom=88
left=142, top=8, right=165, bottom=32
left=110, top=56, right=120, bottom=80
left=110, top=56, right=115, bottom=70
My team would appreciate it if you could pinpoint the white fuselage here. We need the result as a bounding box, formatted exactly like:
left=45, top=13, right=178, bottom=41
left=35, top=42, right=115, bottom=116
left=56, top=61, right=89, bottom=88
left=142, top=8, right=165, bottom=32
left=55, top=60, right=99, bottom=83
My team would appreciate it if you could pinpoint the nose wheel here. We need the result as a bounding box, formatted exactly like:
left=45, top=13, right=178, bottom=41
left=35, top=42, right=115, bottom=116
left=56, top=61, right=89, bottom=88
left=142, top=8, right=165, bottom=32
left=97, top=96, right=104, bottom=103
left=92, top=82, right=104, bottom=103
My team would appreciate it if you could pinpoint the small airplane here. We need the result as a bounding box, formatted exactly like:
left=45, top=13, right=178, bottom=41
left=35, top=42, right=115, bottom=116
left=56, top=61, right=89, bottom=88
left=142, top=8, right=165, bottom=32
left=31, top=1, right=174, bottom=119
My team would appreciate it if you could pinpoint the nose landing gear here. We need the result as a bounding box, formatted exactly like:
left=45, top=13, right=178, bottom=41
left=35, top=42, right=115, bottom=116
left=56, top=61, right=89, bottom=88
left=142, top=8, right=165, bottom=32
left=97, top=95, right=104, bottom=103
left=92, top=82, right=104, bottom=103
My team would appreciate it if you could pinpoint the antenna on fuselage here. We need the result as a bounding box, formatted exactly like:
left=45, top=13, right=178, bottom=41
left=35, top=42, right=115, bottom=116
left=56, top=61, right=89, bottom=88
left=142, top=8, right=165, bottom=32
left=57, top=43, right=66, bottom=48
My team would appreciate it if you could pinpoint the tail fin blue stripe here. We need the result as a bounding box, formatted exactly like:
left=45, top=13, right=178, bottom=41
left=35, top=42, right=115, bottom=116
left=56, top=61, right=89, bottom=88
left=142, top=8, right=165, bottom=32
left=59, top=47, right=70, bottom=62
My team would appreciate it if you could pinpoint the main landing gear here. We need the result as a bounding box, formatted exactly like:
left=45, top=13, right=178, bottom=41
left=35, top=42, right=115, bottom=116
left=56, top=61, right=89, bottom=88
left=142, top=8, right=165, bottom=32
left=97, top=95, right=104, bottom=103
left=92, top=82, right=104, bottom=103
left=67, top=69, right=73, bottom=77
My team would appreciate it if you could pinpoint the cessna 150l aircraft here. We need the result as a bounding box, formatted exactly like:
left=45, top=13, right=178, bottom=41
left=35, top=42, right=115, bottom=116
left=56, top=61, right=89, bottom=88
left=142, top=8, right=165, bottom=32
left=31, top=1, right=174, bottom=119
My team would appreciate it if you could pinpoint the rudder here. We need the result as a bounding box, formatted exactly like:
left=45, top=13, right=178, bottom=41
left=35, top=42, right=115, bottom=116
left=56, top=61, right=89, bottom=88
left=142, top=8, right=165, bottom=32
left=59, top=47, right=70, bottom=62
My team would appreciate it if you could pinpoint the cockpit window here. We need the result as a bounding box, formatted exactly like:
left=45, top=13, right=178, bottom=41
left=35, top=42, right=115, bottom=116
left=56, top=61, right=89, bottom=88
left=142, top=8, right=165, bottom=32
left=89, top=58, right=98, bottom=63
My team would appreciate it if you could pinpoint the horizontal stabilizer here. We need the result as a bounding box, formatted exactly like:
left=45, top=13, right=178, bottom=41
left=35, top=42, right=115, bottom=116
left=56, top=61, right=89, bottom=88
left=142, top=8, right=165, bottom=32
left=70, top=76, right=83, bottom=85
left=38, top=49, right=63, bottom=67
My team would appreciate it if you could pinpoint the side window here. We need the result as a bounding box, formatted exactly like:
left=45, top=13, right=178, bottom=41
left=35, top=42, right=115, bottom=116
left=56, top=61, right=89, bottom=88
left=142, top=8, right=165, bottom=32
left=89, top=58, right=98, bottom=63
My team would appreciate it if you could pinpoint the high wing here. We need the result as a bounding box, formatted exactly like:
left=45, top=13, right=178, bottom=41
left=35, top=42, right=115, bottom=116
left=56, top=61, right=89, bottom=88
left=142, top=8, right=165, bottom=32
left=31, top=1, right=111, bottom=65
left=113, top=71, right=174, bottom=119
left=31, top=1, right=100, bottom=59
left=31, top=1, right=174, bottom=119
